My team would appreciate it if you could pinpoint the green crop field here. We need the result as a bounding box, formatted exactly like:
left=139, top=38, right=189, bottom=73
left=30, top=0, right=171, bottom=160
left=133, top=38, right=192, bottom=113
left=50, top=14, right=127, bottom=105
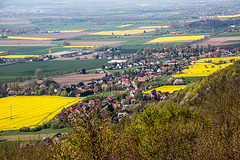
left=216, top=32, right=240, bottom=37
left=223, top=40, right=240, bottom=43
left=0, top=59, right=109, bottom=82
left=0, top=46, right=67, bottom=55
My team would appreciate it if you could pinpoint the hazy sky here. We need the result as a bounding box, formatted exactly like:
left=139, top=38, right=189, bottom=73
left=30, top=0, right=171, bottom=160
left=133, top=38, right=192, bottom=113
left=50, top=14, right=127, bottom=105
left=1, top=0, right=238, bottom=14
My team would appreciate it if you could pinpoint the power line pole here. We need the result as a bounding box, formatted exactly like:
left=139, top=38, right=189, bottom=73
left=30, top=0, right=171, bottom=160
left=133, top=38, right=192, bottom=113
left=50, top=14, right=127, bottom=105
left=111, top=84, right=113, bottom=95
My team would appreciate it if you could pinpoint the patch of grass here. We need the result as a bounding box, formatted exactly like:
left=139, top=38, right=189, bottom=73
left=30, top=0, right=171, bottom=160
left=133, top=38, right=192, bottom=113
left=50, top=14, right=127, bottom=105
left=107, top=66, right=139, bottom=74
left=143, top=76, right=170, bottom=87
left=0, top=46, right=68, bottom=56
left=223, top=40, right=240, bottom=43
left=0, top=127, right=72, bottom=142
left=0, top=46, right=53, bottom=55
left=183, top=76, right=205, bottom=84
left=85, top=91, right=121, bottom=101
left=0, top=127, right=71, bottom=136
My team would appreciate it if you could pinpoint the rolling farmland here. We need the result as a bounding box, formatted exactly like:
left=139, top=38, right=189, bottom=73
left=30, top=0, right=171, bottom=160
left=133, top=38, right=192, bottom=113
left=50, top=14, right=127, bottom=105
left=0, top=96, right=84, bottom=131
left=90, top=29, right=155, bottom=35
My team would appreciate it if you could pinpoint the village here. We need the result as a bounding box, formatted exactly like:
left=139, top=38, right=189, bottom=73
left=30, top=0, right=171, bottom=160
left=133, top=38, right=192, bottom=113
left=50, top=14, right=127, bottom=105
left=2, top=42, right=239, bottom=125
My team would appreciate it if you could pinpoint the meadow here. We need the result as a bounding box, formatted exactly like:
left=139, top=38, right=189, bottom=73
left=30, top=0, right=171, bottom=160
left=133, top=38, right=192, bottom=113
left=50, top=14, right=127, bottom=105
left=0, top=96, right=84, bottom=131
left=0, top=59, right=109, bottom=82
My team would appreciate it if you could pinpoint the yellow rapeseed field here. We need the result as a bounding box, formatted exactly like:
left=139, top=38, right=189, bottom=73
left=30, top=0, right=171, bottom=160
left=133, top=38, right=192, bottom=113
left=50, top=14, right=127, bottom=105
left=0, top=51, right=5, bottom=54
left=8, top=36, right=55, bottom=41
left=200, top=14, right=240, bottom=19
left=90, top=29, right=155, bottom=35
left=148, top=35, right=209, bottom=43
left=117, top=24, right=133, bottom=28
left=139, top=26, right=169, bottom=29
left=173, top=57, right=240, bottom=78
left=63, top=46, right=95, bottom=48
left=0, top=96, right=84, bottom=131
left=196, top=56, right=240, bottom=63
left=0, top=55, right=41, bottom=59
left=143, top=85, right=187, bottom=94
left=162, top=63, right=176, bottom=65
left=173, top=63, right=222, bottom=77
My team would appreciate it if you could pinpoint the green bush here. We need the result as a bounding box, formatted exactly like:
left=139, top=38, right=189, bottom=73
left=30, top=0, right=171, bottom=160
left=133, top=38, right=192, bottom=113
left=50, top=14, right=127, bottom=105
left=19, top=127, right=30, bottom=132
left=33, top=125, right=42, bottom=132
left=58, top=123, right=65, bottom=129
left=51, top=123, right=59, bottom=129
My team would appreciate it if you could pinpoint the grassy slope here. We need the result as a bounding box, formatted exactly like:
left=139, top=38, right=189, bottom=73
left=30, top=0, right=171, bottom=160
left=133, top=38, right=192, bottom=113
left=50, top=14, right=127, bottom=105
left=129, top=60, right=240, bottom=159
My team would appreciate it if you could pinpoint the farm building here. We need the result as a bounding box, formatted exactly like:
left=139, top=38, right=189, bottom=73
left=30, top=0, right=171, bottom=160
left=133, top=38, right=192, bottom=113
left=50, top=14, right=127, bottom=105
left=46, top=51, right=79, bottom=58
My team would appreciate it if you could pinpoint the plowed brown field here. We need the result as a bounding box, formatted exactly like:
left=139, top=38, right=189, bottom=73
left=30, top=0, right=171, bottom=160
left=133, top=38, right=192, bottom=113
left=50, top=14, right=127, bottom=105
left=0, top=40, right=55, bottom=46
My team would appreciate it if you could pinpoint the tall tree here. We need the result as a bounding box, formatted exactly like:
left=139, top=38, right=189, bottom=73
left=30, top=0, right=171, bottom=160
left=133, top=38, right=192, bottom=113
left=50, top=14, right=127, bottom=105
left=35, top=69, right=43, bottom=80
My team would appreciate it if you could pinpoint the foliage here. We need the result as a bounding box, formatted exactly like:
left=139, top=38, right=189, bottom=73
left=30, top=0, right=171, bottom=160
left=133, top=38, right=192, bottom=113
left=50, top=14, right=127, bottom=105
left=2, top=61, right=240, bottom=159
left=52, top=110, right=141, bottom=159
left=35, top=69, right=43, bottom=80
left=0, top=141, right=52, bottom=160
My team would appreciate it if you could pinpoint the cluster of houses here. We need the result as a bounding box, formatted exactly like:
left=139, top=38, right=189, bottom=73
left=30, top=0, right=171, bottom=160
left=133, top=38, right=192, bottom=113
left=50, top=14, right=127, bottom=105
left=56, top=87, right=174, bottom=122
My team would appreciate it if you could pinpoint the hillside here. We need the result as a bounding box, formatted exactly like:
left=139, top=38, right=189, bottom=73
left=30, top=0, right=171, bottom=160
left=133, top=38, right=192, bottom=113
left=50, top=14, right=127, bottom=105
left=1, top=60, right=240, bottom=159
left=126, top=60, right=240, bottom=159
